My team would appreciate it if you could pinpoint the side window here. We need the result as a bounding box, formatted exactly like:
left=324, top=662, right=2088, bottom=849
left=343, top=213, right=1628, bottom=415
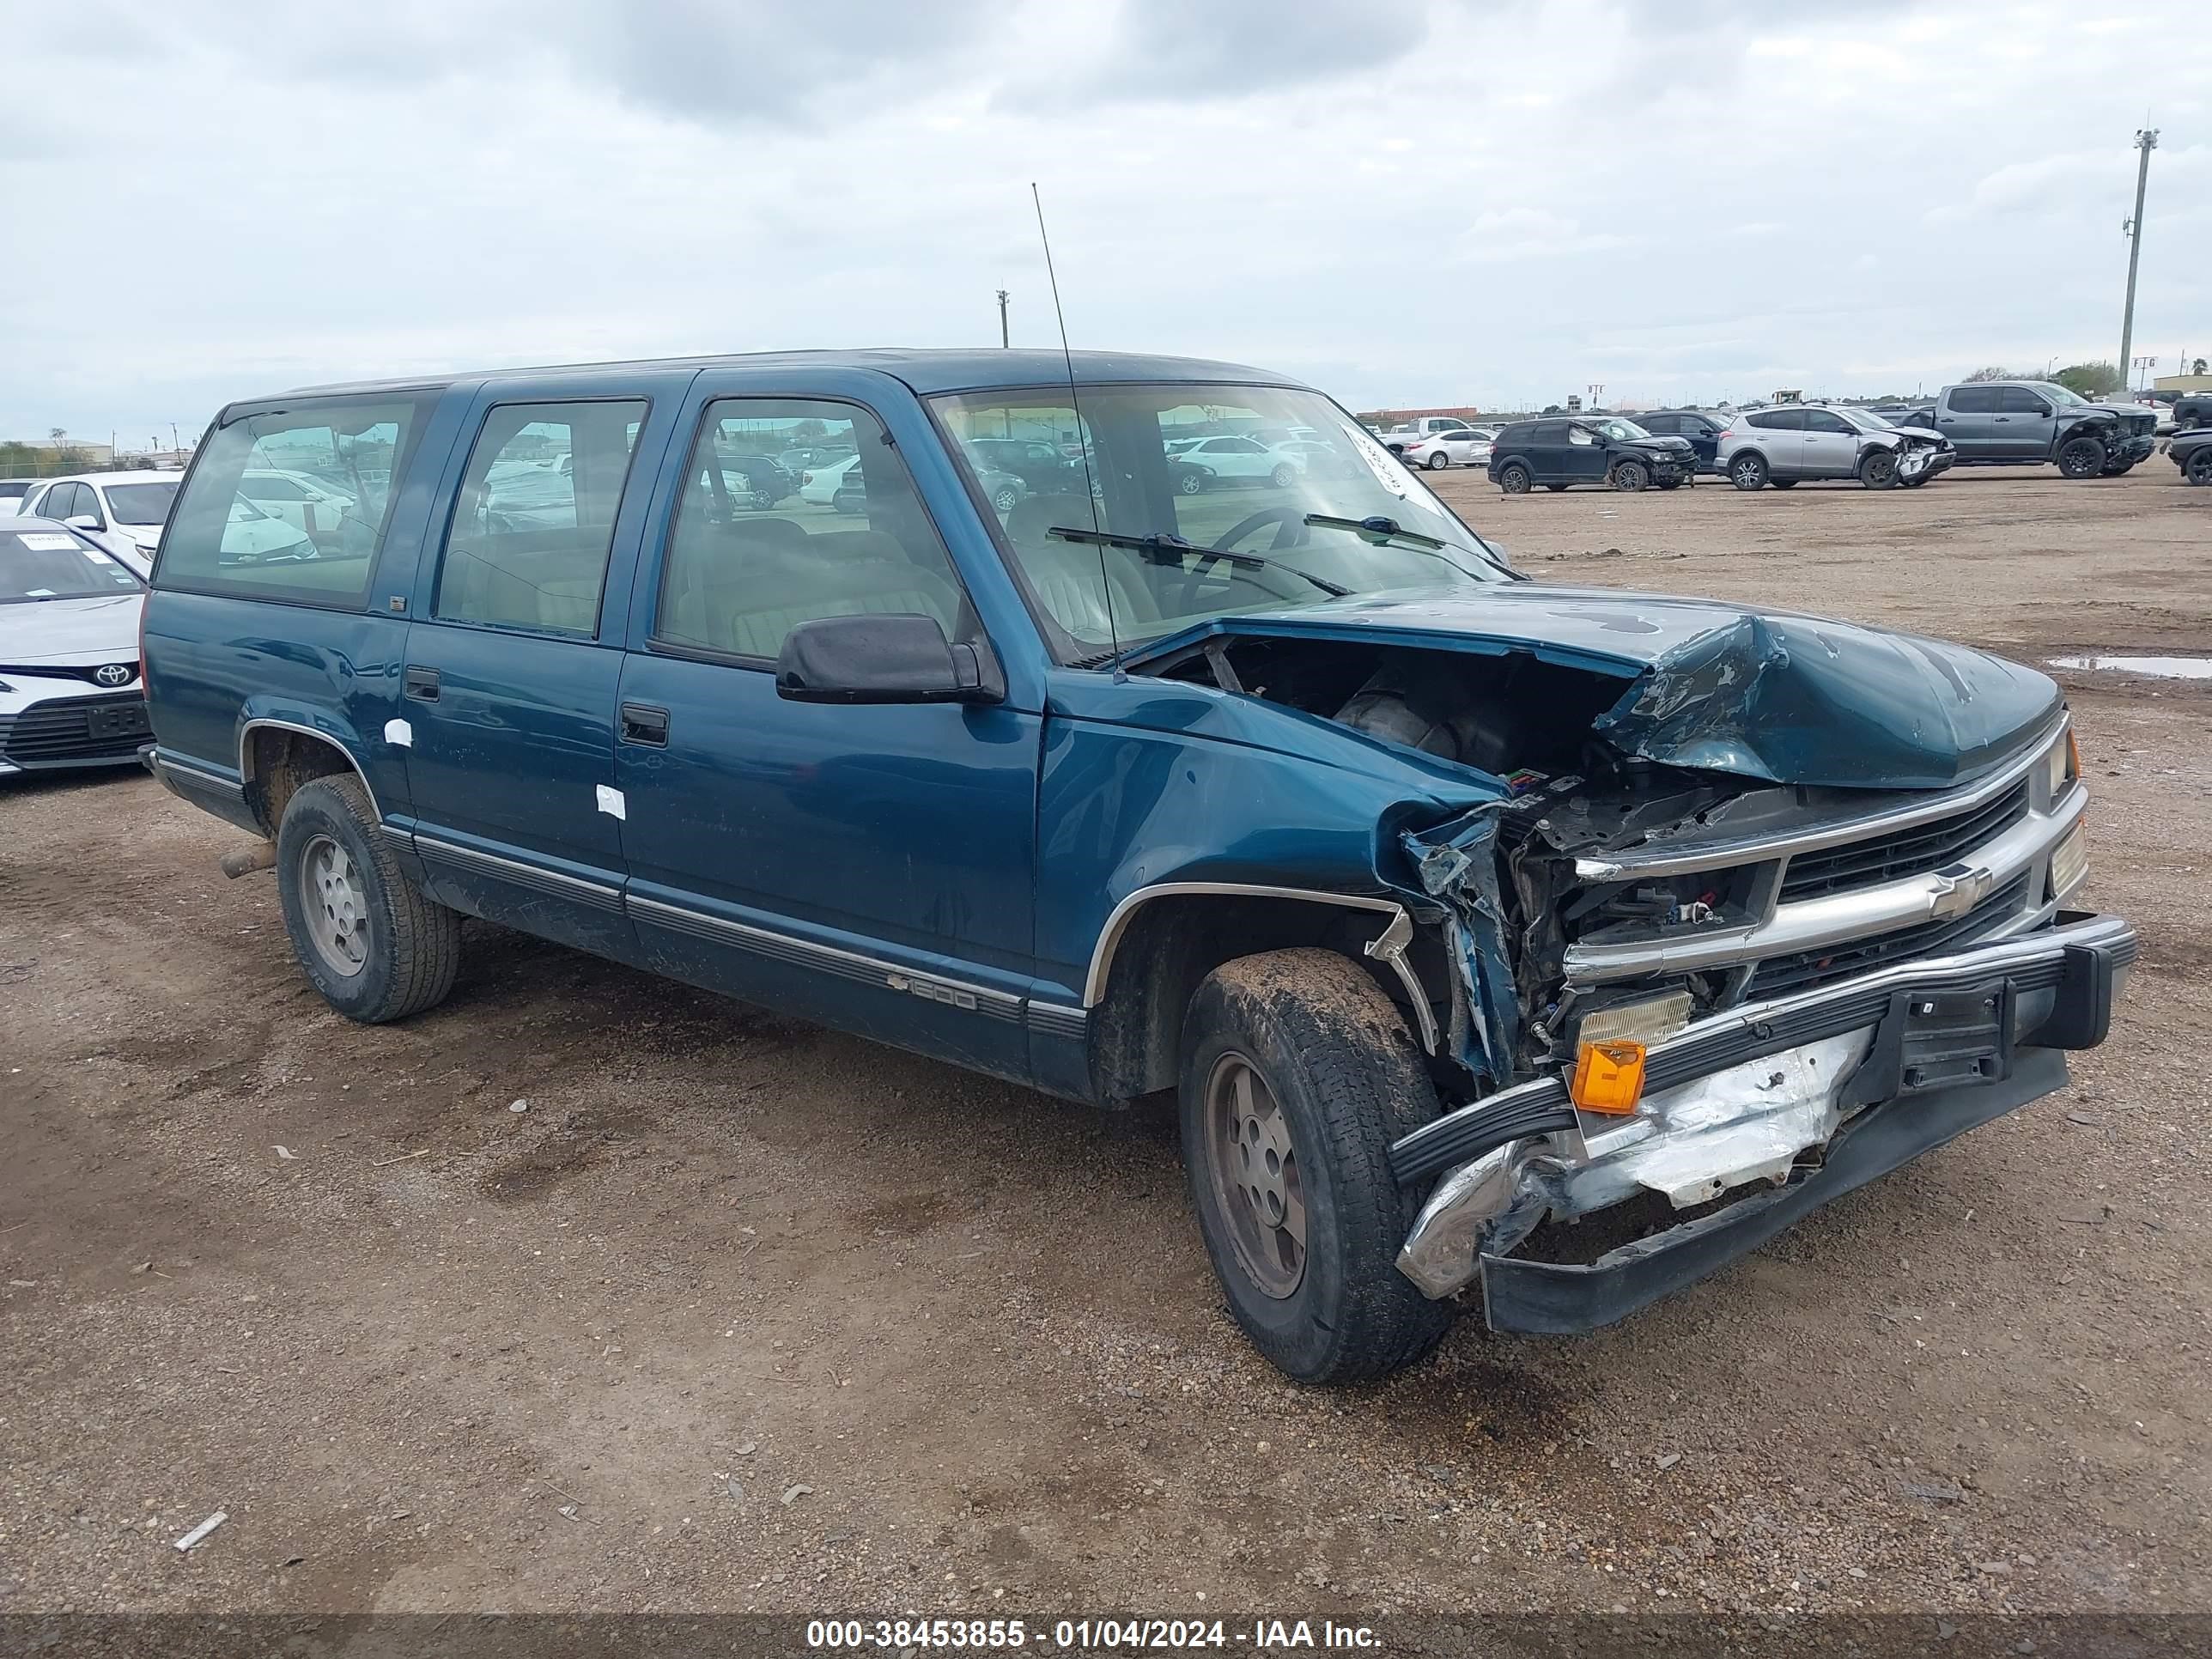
left=1567, top=426, right=1597, bottom=446
left=46, top=483, right=81, bottom=520
left=160, top=396, right=434, bottom=605
left=655, top=398, right=969, bottom=663
left=2000, top=386, right=2051, bottom=416
left=1641, top=416, right=1675, bottom=434
left=1526, top=422, right=1564, bottom=444
left=435, top=400, right=646, bottom=636
left=1805, top=410, right=1852, bottom=434
left=1948, top=386, right=2000, bottom=415
left=1750, top=409, right=1805, bottom=431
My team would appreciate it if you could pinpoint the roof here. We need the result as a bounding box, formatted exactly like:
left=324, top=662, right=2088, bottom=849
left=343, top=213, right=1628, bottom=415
left=282, top=347, right=1304, bottom=401
left=41, top=470, right=182, bottom=487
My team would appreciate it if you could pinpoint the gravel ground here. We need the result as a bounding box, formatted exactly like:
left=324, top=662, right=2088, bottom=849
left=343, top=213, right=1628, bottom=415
left=1, top=461, right=2205, bottom=1621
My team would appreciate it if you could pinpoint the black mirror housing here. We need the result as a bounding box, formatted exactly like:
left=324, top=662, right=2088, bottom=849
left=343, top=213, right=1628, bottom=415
left=775, top=613, right=1004, bottom=706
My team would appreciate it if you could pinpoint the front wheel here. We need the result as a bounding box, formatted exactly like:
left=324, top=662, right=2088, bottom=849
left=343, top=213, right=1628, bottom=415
left=1177, top=470, right=1206, bottom=496
left=2188, top=448, right=2212, bottom=486
left=1498, top=463, right=1532, bottom=495
left=1181, top=949, right=1452, bottom=1384
left=1268, top=463, right=1297, bottom=488
left=1729, top=452, right=1768, bottom=490
left=2058, top=434, right=2106, bottom=478
left=1611, top=460, right=1649, bottom=492
left=1859, top=449, right=1899, bottom=489
left=991, top=483, right=1022, bottom=514
left=1425, top=450, right=1451, bottom=471
left=276, top=775, right=460, bottom=1023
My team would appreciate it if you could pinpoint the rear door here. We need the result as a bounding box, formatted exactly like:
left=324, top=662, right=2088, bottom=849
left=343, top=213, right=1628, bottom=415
left=1936, top=386, right=2000, bottom=458
left=398, top=374, right=684, bottom=953
left=1994, top=386, right=2056, bottom=460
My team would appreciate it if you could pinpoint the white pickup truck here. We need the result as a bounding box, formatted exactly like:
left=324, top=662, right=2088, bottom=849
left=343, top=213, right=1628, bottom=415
left=1375, top=416, right=1477, bottom=457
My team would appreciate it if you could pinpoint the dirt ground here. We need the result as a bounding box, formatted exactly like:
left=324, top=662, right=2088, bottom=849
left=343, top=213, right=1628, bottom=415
left=2, top=462, right=2206, bottom=1623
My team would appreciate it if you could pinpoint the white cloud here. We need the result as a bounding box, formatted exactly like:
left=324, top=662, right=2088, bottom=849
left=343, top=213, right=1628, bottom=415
left=2, top=0, right=2209, bottom=434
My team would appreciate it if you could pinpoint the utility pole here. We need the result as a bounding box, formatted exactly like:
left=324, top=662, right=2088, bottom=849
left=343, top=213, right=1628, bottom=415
left=996, top=289, right=1009, bottom=348
left=2118, top=128, right=2157, bottom=390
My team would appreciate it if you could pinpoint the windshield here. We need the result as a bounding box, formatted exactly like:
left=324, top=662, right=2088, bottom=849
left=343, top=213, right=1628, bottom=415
left=931, top=383, right=1508, bottom=659
left=1590, top=417, right=1651, bottom=441
left=2028, top=381, right=2089, bottom=408
left=102, top=482, right=180, bottom=525
left=1838, top=407, right=1897, bottom=432
left=0, top=527, right=144, bottom=601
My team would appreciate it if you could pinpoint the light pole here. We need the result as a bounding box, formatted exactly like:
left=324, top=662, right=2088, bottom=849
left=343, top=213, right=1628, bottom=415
left=996, top=289, right=1009, bottom=348
left=2118, top=128, right=2157, bottom=391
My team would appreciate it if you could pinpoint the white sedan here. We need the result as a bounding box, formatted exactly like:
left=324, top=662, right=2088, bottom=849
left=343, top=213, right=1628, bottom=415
left=1401, top=429, right=1494, bottom=470
left=1161, top=435, right=1308, bottom=488
left=799, top=454, right=861, bottom=505
left=16, top=470, right=181, bottom=572
left=0, top=518, right=150, bottom=775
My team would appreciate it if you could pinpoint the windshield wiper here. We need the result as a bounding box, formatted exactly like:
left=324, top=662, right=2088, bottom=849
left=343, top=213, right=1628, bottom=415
left=1047, top=526, right=1351, bottom=599
left=1301, top=514, right=1522, bottom=580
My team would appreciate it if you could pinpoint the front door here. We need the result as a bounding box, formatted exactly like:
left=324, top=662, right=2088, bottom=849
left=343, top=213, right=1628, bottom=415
left=1800, top=409, right=1859, bottom=478
left=398, top=385, right=671, bottom=955
left=1562, top=423, right=1611, bottom=485
left=1993, top=386, right=2057, bottom=460
left=614, top=385, right=1041, bottom=1082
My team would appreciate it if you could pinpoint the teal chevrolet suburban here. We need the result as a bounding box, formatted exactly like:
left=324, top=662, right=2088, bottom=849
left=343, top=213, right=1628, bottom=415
left=140, top=349, right=2132, bottom=1382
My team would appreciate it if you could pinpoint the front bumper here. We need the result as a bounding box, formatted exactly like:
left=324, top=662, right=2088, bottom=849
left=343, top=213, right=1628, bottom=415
left=1394, top=909, right=2134, bottom=1330
left=2116, top=434, right=2156, bottom=464
left=1899, top=445, right=1954, bottom=482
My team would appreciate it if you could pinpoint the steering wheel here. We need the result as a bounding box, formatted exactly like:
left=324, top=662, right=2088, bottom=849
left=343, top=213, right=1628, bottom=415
left=1176, top=507, right=1311, bottom=608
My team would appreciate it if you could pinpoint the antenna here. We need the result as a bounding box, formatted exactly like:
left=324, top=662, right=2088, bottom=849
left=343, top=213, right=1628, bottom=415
left=1031, top=182, right=1118, bottom=666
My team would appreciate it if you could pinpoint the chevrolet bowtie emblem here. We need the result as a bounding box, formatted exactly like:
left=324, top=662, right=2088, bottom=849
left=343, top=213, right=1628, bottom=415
left=1928, top=863, right=1995, bottom=921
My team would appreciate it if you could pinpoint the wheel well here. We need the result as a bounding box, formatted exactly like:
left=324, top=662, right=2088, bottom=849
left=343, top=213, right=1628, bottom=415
left=1086, top=894, right=1447, bottom=1105
left=240, top=726, right=365, bottom=837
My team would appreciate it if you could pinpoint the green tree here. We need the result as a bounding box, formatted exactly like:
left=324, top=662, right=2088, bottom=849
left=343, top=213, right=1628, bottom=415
left=2052, top=361, right=2123, bottom=399
left=1962, top=366, right=2025, bottom=383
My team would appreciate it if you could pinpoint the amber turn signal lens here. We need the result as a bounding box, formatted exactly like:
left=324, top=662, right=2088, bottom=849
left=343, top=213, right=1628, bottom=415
left=1571, top=1039, right=1648, bottom=1115
left=2066, top=728, right=2081, bottom=782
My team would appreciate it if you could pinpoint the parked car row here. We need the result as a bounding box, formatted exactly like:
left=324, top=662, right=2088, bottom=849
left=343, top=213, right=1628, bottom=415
left=1482, top=404, right=1954, bottom=495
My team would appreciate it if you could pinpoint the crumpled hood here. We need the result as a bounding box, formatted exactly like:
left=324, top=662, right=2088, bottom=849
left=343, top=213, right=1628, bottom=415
left=1127, top=585, right=2061, bottom=790
left=0, top=594, right=143, bottom=661
left=1626, top=436, right=1696, bottom=456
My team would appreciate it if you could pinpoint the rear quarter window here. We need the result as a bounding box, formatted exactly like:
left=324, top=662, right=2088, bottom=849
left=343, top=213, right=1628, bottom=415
left=158, top=395, right=438, bottom=606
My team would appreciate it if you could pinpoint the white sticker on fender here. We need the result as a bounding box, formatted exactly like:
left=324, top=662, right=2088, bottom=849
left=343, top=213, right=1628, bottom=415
left=595, top=784, right=627, bottom=820
left=382, top=718, right=413, bottom=748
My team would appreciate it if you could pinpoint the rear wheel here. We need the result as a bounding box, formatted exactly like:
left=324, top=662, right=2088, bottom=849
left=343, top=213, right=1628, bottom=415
left=1498, top=463, right=1532, bottom=495
left=2188, top=448, right=2212, bottom=486
left=1268, top=462, right=1297, bottom=488
left=1729, top=452, right=1768, bottom=490
left=1611, top=459, right=1650, bottom=492
left=1180, top=949, right=1453, bottom=1384
left=276, top=775, right=459, bottom=1023
left=1177, top=470, right=1206, bottom=495
left=991, top=483, right=1022, bottom=514
left=1859, top=449, right=1899, bottom=489
left=1425, top=449, right=1451, bottom=471
left=2058, top=434, right=2106, bottom=478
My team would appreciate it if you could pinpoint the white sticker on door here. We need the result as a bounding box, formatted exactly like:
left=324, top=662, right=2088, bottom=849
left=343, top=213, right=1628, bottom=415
left=382, top=719, right=413, bottom=748
left=595, top=784, right=627, bottom=821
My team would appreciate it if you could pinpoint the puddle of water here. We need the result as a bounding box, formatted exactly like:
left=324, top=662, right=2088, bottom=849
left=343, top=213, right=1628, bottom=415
left=2047, top=654, right=2212, bottom=680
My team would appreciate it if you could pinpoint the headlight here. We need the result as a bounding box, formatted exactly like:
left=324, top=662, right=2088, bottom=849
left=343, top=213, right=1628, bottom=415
left=1573, top=988, right=1693, bottom=1051
left=2044, top=727, right=2081, bottom=799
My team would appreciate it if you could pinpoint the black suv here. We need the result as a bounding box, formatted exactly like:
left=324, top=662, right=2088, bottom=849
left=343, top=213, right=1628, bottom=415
left=1631, top=410, right=1728, bottom=473
left=1486, top=416, right=1697, bottom=493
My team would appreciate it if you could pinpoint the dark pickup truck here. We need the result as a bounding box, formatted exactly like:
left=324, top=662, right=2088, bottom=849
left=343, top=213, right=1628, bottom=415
left=1923, top=380, right=2158, bottom=477
left=139, top=349, right=2131, bottom=1383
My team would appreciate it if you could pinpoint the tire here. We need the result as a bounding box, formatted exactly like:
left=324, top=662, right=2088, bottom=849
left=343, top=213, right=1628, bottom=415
left=1655, top=479, right=1680, bottom=490
left=1425, top=450, right=1451, bottom=471
left=1179, top=949, right=1453, bottom=1384
left=2101, top=459, right=2136, bottom=477
left=276, top=775, right=460, bottom=1023
left=991, top=483, right=1022, bottom=514
left=1859, top=449, right=1899, bottom=490
left=1498, top=463, right=1532, bottom=495
left=750, top=491, right=775, bottom=512
left=2057, top=434, right=2106, bottom=479
left=1177, top=471, right=1205, bottom=496
left=1268, top=463, right=1296, bottom=488
left=1611, top=460, right=1649, bottom=492
left=1729, top=452, right=1768, bottom=490
left=2188, top=448, right=2212, bottom=486
left=1769, top=477, right=1798, bottom=489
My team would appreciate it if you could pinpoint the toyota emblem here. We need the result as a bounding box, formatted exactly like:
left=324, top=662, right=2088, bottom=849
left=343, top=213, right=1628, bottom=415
left=94, top=663, right=133, bottom=688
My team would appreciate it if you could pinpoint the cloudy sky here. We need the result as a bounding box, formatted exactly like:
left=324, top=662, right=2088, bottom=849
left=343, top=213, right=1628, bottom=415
left=3, top=0, right=2208, bottom=442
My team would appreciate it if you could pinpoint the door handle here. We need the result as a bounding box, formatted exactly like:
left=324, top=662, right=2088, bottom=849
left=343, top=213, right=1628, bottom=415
left=620, top=702, right=670, bottom=746
left=404, top=665, right=441, bottom=702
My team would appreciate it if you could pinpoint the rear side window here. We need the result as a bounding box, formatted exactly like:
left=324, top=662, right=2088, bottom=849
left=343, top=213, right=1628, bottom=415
left=1948, top=386, right=2000, bottom=414
left=160, top=397, right=434, bottom=605
left=434, top=400, right=646, bottom=636
left=655, top=398, right=969, bottom=663
left=1747, top=409, right=1804, bottom=430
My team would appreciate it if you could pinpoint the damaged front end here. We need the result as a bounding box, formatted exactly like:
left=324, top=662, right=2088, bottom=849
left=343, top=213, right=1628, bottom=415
left=1130, top=590, right=2133, bottom=1331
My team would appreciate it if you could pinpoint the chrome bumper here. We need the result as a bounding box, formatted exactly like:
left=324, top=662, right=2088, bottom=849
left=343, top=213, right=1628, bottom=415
left=1394, top=909, right=2135, bottom=1313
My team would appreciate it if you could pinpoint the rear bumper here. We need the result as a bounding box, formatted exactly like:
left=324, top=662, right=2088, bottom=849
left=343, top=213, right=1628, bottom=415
left=1394, top=910, right=2135, bottom=1330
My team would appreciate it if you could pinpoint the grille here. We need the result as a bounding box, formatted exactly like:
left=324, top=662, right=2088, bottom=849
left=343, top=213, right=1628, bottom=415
left=1745, top=873, right=2030, bottom=1000
left=0, top=661, right=140, bottom=687
left=1778, top=781, right=2031, bottom=903
left=0, top=692, right=150, bottom=765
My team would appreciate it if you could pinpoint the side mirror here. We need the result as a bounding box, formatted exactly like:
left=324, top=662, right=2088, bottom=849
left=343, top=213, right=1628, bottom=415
left=66, top=514, right=100, bottom=531
left=776, top=613, right=1003, bottom=706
